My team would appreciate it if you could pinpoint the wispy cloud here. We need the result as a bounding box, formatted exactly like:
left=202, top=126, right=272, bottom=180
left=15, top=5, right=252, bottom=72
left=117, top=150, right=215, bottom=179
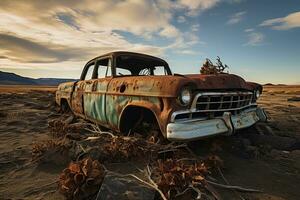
left=177, top=16, right=186, bottom=23
left=177, top=0, right=221, bottom=16
left=244, top=30, right=264, bottom=46
left=244, top=28, right=254, bottom=32
left=227, top=11, right=246, bottom=25
left=177, top=49, right=198, bottom=55
left=260, top=11, right=300, bottom=30
left=191, top=24, right=200, bottom=32
left=226, top=0, right=245, bottom=4
left=159, top=25, right=181, bottom=38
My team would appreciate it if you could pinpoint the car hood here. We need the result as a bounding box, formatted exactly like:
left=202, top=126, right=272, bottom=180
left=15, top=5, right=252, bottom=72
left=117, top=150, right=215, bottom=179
left=107, top=73, right=260, bottom=98
left=183, top=73, right=256, bottom=91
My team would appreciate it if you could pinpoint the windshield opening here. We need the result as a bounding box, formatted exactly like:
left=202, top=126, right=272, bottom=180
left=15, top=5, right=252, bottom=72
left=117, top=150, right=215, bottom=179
left=115, top=55, right=171, bottom=76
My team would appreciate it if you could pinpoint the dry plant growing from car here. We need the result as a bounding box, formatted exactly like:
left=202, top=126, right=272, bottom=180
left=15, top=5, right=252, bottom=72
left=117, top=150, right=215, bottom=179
left=200, top=57, right=229, bottom=75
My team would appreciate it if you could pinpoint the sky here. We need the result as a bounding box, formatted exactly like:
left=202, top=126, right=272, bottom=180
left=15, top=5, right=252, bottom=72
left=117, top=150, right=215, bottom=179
left=0, top=0, right=299, bottom=84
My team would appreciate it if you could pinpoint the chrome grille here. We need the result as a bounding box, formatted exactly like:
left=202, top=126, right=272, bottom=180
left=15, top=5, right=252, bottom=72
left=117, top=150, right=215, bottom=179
left=195, top=92, right=253, bottom=112
left=171, top=91, right=256, bottom=122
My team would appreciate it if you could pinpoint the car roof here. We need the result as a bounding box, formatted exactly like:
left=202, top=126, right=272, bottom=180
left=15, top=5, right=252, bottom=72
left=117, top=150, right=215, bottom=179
left=90, top=51, right=167, bottom=64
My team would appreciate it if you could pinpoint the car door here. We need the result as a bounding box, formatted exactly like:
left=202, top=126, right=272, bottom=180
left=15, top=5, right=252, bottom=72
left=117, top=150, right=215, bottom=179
left=83, top=57, right=113, bottom=127
left=71, top=61, right=96, bottom=116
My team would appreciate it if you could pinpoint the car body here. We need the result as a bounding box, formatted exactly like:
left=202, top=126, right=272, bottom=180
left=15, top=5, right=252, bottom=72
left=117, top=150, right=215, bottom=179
left=56, top=51, right=267, bottom=141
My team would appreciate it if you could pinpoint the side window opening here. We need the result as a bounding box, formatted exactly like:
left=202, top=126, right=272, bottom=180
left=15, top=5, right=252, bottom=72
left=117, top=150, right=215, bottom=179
left=96, top=58, right=112, bottom=78
left=84, top=63, right=95, bottom=80
left=136, top=66, right=167, bottom=76
left=117, top=68, right=132, bottom=76
left=139, top=68, right=151, bottom=76
left=152, top=66, right=168, bottom=75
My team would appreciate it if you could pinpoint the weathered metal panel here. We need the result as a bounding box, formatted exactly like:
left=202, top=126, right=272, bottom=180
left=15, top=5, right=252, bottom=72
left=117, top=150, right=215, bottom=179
left=84, top=93, right=106, bottom=122
left=105, top=74, right=259, bottom=100
left=106, top=76, right=182, bottom=97
left=105, top=95, right=161, bottom=130
left=55, top=81, right=74, bottom=105
left=72, top=81, right=85, bottom=115
left=83, top=79, right=111, bottom=124
left=185, top=74, right=257, bottom=91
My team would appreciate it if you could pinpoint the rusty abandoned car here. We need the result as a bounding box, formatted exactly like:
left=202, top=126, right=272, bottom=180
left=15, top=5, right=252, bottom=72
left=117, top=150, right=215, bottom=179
left=56, top=51, right=267, bottom=141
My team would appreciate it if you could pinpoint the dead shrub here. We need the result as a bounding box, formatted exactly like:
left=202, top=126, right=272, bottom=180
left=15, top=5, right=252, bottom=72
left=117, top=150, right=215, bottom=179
left=58, top=157, right=105, bottom=200
left=48, top=118, right=88, bottom=138
left=32, top=139, right=72, bottom=165
left=79, top=135, right=158, bottom=162
left=150, top=159, right=210, bottom=199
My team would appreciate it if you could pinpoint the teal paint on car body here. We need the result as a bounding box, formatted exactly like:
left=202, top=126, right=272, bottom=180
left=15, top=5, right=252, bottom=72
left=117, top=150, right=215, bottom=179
left=84, top=93, right=106, bottom=123
left=105, top=95, right=161, bottom=129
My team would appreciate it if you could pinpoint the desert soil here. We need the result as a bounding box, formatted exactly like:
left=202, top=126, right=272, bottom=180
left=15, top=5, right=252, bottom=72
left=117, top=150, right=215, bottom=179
left=0, top=85, right=299, bottom=200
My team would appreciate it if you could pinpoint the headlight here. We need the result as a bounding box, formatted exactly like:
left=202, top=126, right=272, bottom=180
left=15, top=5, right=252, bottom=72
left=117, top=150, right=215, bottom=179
left=255, top=90, right=261, bottom=99
left=179, top=88, right=192, bottom=106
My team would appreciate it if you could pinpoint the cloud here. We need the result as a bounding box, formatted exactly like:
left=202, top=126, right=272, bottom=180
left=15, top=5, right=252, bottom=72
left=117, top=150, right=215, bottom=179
left=244, top=32, right=264, bottom=46
left=0, top=0, right=206, bottom=66
left=227, top=11, right=246, bottom=25
left=244, top=28, right=254, bottom=32
left=179, top=50, right=198, bottom=55
left=0, top=33, right=97, bottom=63
left=177, top=16, right=186, bottom=23
left=0, top=0, right=178, bottom=65
left=177, top=0, right=221, bottom=15
left=260, top=11, right=300, bottom=30
left=191, top=24, right=200, bottom=32
left=226, top=0, right=245, bottom=4
left=159, top=25, right=181, bottom=38
left=0, top=0, right=221, bottom=78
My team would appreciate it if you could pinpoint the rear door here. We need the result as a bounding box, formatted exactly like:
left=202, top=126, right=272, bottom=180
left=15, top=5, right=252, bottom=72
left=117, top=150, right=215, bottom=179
left=84, top=57, right=113, bottom=126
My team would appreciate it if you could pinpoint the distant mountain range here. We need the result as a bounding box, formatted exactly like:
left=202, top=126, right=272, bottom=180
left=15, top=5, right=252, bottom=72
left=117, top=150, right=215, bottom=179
left=0, top=71, right=77, bottom=86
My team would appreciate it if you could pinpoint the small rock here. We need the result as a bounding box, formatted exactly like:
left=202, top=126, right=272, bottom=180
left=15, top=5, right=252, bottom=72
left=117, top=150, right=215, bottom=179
left=96, top=172, right=155, bottom=200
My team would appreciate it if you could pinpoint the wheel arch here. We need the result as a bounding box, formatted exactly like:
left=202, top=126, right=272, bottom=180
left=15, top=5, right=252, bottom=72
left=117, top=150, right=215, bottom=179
left=60, top=98, right=71, bottom=112
left=118, top=103, right=163, bottom=135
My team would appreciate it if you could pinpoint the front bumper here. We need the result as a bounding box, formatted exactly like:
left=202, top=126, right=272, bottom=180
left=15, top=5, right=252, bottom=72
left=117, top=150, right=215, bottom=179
left=166, top=107, right=267, bottom=141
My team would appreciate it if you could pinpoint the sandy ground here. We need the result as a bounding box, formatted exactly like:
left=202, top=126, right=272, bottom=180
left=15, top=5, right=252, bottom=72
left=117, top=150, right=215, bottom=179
left=0, top=85, right=299, bottom=200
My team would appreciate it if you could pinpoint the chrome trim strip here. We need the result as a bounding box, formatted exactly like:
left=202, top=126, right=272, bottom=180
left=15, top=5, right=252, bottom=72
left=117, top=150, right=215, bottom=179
left=196, top=99, right=251, bottom=104
left=191, top=103, right=256, bottom=113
